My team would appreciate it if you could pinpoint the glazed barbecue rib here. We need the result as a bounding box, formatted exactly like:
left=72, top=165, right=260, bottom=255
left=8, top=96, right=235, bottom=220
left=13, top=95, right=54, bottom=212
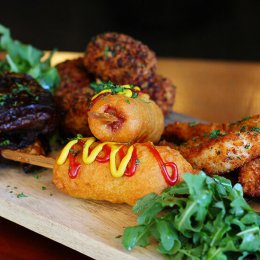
left=0, top=73, right=57, bottom=150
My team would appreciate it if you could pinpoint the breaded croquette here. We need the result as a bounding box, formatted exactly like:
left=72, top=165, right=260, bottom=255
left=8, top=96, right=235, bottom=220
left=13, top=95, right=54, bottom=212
left=84, top=33, right=157, bottom=87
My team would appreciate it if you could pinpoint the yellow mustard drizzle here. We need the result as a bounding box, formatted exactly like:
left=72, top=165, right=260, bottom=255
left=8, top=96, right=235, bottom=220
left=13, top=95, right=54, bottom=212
left=91, top=85, right=141, bottom=101
left=57, top=137, right=135, bottom=178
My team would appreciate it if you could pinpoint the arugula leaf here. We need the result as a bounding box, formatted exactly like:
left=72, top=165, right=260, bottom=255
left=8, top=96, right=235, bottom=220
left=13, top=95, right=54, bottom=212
left=0, top=24, right=59, bottom=93
left=122, top=173, right=260, bottom=259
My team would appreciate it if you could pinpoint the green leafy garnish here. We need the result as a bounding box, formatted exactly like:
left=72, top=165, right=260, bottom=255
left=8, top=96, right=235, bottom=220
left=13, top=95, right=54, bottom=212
left=209, top=129, right=222, bottom=139
left=0, top=24, right=60, bottom=94
left=122, top=173, right=260, bottom=259
left=17, top=192, right=28, bottom=198
left=90, top=81, right=139, bottom=98
left=250, top=126, right=260, bottom=133
left=0, top=139, right=10, bottom=146
left=125, top=99, right=130, bottom=104
left=42, top=186, right=47, bottom=190
left=241, top=116, right=250, bottom=121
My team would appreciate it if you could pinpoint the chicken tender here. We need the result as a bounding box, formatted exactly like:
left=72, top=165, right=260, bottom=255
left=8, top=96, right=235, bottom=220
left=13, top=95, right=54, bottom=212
left=164, top=115, right=260, bottom=142
left=239, top=157, right=260, bottom=197
left=179, top=131, right=260, bottom=174
left=84, top=33, right=157, bottom=87
left=55, top=58, right=95, bottom=136
left=145, top=75, right=176, bottom=115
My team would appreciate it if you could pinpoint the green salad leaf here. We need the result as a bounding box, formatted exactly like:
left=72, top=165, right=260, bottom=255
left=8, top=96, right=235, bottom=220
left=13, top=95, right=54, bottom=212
left=122, top=172, right=260, bottom=259
left=0, top=24, right=60, bottom=94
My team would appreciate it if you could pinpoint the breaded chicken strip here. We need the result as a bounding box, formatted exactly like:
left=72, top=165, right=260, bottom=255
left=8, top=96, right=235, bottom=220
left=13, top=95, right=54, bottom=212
left=239, top=157, right=260, bottom=197
left=179, top=131, right=260, bottom=174
left=84, top=33, right=156, bottom=87
left=164, top=115, right=260, bottom=142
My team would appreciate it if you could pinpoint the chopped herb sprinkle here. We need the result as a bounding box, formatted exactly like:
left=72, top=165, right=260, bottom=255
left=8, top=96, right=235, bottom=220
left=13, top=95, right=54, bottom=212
left=136, top=158, right=141, bottom=165
left=42, top=186, right=47, bottom=190
left=17, top=192, right=27, bottom=198
left=209, top=129, right=221, bottom=139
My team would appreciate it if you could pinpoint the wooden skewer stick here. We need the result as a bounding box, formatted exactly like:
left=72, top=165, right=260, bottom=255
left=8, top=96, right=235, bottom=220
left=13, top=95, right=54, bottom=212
left=1, top=150, right=55, bottom=169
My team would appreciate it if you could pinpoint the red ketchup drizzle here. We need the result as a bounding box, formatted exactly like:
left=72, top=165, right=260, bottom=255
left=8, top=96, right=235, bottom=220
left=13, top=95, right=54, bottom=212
left=68, top=141, right=84, bottom=179
left=144, top=143, right=178, bottom=185
left=96, top=144, right=111, bottom=163
left=118, top=146, right=138, bottom=176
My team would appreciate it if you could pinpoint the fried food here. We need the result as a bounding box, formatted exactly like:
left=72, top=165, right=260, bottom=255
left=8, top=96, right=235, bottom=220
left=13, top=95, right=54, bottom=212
left=179, top=131, right=260, bottom=174
left=145, top=75, right=176, bottom=115
left=53, top=142, right=194, bottom=205
left=55, top=58, right=95, bottom=136
left=84, top=33, right=156, bottom=87
left=164, top=115, right=260, bottom=142
left=239, top=157, right=260, bottom=197
left=0, top=73, right=57, bottom=150
left=88, top=92, right=164, bottom=143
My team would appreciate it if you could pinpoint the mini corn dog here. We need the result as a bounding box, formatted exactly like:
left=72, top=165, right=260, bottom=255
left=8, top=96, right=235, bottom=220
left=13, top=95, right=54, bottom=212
left=88, top=83, right=164, bottom=143
left=53, top=137, right=194, bottom=205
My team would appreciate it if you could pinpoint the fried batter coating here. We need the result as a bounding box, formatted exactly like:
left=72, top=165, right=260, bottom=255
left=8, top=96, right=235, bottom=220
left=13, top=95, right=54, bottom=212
left=179, top=131, right=260, bottom=174
left=145, top=75, right=176, bottom=115
left=88, top=94, right=164, bottom=143
left=239, top=157, right=260, bottom=197
left=53, top=144, right=194, bottom=205
left=164, top=115, right=260, bottom=142
left=55, top=58, right=95, bottom=136
left=84, top=33, right=157, bottom=87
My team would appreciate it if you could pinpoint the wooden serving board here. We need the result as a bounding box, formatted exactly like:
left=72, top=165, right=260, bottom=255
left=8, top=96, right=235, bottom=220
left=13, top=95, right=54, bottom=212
left=0, top=164, right=162, bottom=259
left=0, top=112, right=259, bottom=259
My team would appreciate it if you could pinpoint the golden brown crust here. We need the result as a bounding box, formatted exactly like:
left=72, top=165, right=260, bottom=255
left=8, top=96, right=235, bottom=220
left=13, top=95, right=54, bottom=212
left=145, top=75, right=176, bottom=115
left=53, top=144, right=194, bottom=205
left=239, top=157, right=260, bottom=197
left=83, top=33, right=157, bottom=87
left=88, top=94, right=164, bottom=143
left=179, top=131, right=260, bottom=174
left=164, top=115, right=260, bottom=142
left=55, top=58, right=95, bottom=136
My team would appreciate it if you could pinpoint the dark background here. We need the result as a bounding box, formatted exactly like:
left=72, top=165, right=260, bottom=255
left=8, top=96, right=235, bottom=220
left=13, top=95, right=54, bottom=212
left=1, top=0, right=260, bottom=61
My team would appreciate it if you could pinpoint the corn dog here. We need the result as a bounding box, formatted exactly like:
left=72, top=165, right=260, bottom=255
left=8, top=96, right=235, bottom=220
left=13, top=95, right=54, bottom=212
left=53, top=137, right=194, bottom=205
left=88, top=83, right=164, bottom=143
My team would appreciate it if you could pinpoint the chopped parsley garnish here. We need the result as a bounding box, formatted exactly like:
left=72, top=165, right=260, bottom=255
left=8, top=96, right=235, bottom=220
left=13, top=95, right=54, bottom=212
left=33, top=174, right=40, bottom=179
left=209, top=129, right=221, bottom=139
left=12, top=83, right=34, bottom=96
left=202, top=132, right=208, bottom=137
left=244, top=144, right=250, bottom=149
left=250, top=126, right=260, bottom=133
left=90, top=81, right=140, bottom=98
left=69, top=134, right=83, bottom=141
left=125, top=99, right=130, bottom=104
left=240, top=125, right=247, bottom=132
left=135, top=158, right=141, bottom=165
left=131, top=92, right=138, bottom=98
left=241, top=116, right=250, bottom=121
left=42, top=186, right=47, bottom=190
left=17, top=192, right=28, bottom=198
